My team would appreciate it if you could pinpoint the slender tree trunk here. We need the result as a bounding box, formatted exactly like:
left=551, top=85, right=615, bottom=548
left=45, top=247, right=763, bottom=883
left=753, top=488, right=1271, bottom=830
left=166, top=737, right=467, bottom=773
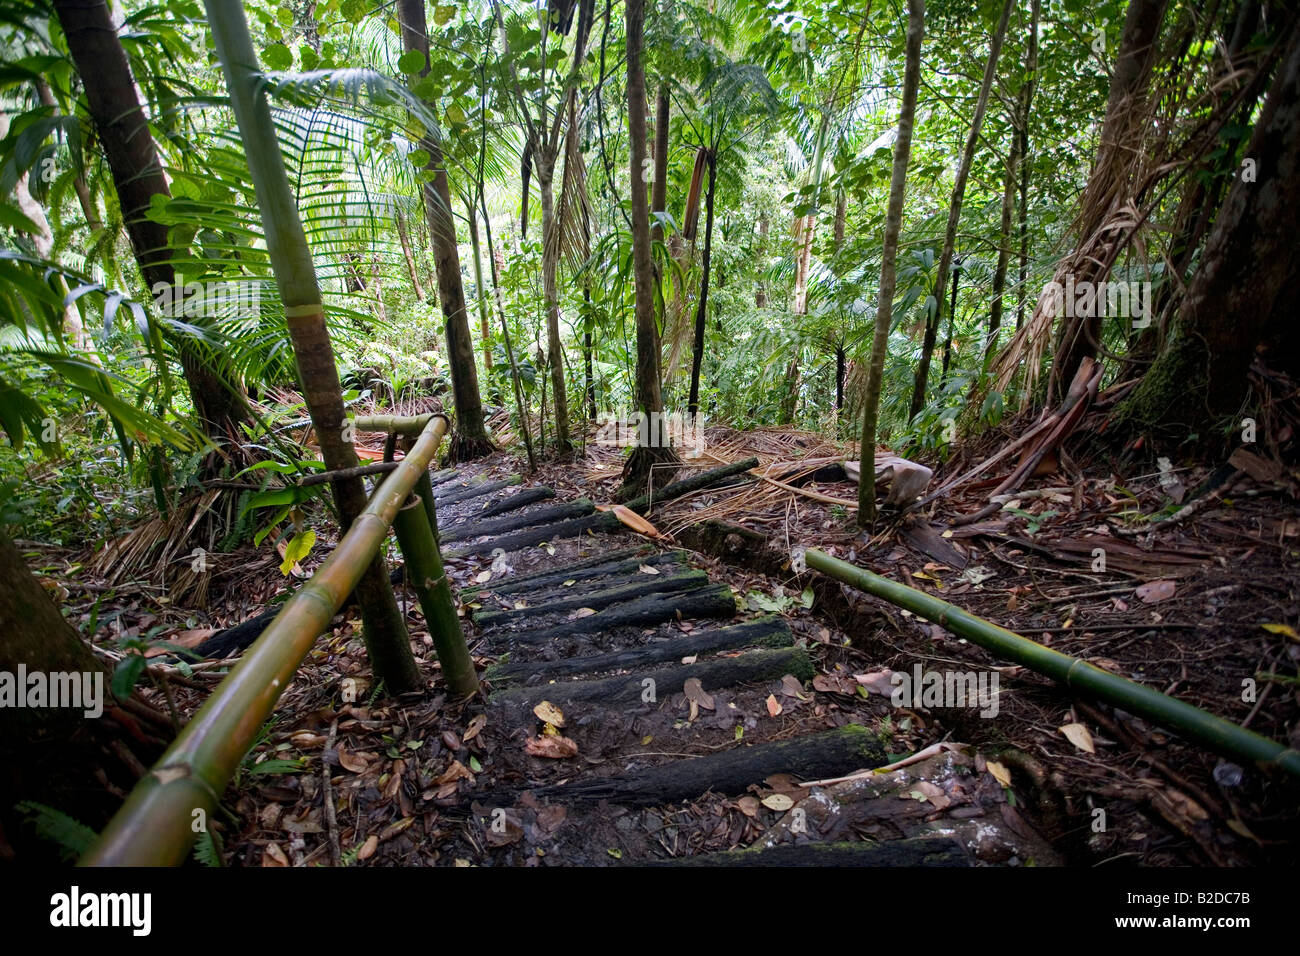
left=206, top=0, right=419, bottom=694
left=836, top=345, right=846, bottom=411
left=859, top=0, right=924, bottom=526
left=1015, top=0, right=1041, bottom=331
left=793, top=213, right=814, bottom=314
left=396, top=0, right=491, bottom=458
left=907, top=0, right=1014, bottom=420
left=53, top=0, right=252, bottom=445
left=466, top=202, right=494, bottom=375
left=755, top=217, right=769, bottom=307
left=395, top=210, right=425, bottom=301
left=481, top=192, right=537, bottom=472
left=538, top=159, right=572, bottom=451
left=988, top=130, right=1017, bottom=360
left=940, top=263, right=960, bottom=380
left=651, top=83, right=670, bottom=247
left=1117, top=19, right=1300, bottom=444
left=687, top=151, right=717, bottom=417
left=623, top=0, right=678, bottom=492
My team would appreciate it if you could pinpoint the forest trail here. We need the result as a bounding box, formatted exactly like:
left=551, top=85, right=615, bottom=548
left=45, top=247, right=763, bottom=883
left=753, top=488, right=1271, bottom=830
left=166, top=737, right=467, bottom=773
left=214, top=456, right=1060, bottom=867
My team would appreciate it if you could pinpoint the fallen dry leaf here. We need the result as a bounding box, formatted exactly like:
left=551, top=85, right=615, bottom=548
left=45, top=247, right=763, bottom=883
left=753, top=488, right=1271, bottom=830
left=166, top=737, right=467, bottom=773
left=525, top=735, right=579, bottom=759
left=760, top=793, right=795, bottom=811
left=462, top=714, right=487, bottom=742
left=766, top=694, right=783, bottom=717
left=736, top=796, right=760, bottom=818
left=336, top=747, right=369, bottom=774
left=262, top=842, right=289, bottom=867
left=434, top=760, right=475, bottom=785
left=683, top=677, right=715, bottom=710
left=357, top=834, right=379, bottom=861
left=610, top=505, right=659, bottom=537
left=1136, top=579, right=1177, bottom=604
left=533, top=700, right=566, bottom=728
left=854, top=669, right=897, bottom=697
left=639, top=564, right=660, bottom=575
left=1059, top=722, right=1096, bottom=753
left=986, top=759, right=1012, bottom=788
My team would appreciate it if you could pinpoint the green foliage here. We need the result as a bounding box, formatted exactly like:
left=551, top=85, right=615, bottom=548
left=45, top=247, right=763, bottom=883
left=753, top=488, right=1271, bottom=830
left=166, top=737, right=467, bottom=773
left=15, top=800, right=96, bottom=862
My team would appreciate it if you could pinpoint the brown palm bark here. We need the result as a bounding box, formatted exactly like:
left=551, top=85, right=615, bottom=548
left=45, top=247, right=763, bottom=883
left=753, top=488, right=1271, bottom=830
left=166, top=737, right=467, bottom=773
left=396, top=0, right=492, bottom=459
left=622, top=0, right=679, bottom=493
left=52, top=0, right=252, bottom=445
left=395, top=210, right=425, bottom=301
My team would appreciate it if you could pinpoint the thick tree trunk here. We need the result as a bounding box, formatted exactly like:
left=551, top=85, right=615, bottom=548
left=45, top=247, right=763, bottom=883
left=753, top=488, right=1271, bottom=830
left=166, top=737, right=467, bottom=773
left=396, top=0, right=491, bottom=459
left=859, top=0, right=924, bottom=526
left=1050, top=0, right=1168, bottom=398
left=792, top=213, right=814, bottom=314
left=687, top=152, right=717, bottom=417
left=53, top=0, right=251, bottom=444
left=1117, top=22, right=1300, bottom=444
left=622, top=0, right=678, bottom=493
left=907, top=0, right=1013, bottom=420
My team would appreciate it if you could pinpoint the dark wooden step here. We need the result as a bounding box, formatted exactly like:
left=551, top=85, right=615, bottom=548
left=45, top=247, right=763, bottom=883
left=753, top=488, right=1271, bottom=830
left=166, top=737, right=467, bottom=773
left=478, top=583, right=737, bottom=646
left=473, top=569, right=708, bottom=629
left=655, top=838, right=969, bottom=867
left=462, top=546, right=668, bottom=598
left=476, top=486, right=556, bottom=518
left=510, top=725, right=886, bottom=807
left=444, top=512, right=622, bottom=559
left=489, top=646, right=813, bottom=709
left=487, top=616, right=793, bottom=686
left=435, top=475, right=522, bottom=507
left=442, top=499, right=596, bottom=545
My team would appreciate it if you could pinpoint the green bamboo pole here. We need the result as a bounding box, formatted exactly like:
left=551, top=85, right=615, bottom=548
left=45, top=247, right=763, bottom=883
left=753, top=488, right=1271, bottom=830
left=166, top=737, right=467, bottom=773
left=392, top=494, right=479, bottom=697
left=81, top=417, right=450, bottom=867
left=204, top=0, right=419, bottom=694
left=355, top=413, right=437, bottom=436
left=804, top=549, right=1300, bottom=781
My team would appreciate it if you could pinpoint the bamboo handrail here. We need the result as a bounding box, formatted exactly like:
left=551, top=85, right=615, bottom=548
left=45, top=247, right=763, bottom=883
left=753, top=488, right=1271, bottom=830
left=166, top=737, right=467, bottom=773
left=82, top=415, right=455, bottom=866
left=804, top=548, right=1300, bottom=781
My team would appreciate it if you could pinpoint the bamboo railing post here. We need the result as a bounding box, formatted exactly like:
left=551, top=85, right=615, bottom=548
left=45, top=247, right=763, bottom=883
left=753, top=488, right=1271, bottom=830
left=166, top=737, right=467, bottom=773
left=81, top=416, right=451, bottom=866
left=392, top=493, right=479, bottom=697
left=804, top=549, right=1300, bottom=781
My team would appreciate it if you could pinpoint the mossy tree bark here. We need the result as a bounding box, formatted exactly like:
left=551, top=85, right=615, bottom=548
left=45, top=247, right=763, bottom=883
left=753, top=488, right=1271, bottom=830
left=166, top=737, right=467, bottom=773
left=1116, top=23, right=1300, bottom=447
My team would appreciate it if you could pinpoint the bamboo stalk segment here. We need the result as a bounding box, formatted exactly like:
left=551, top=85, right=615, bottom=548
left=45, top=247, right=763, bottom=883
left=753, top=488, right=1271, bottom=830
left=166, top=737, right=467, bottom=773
left=82, top=417, right=451, bottom=866
left=804, top=549, right=1300, bottom=781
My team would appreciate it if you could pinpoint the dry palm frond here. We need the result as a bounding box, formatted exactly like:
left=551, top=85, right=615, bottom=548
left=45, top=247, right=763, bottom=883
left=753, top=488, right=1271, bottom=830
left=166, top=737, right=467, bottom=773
left=550, top=97, right=594, bottom=275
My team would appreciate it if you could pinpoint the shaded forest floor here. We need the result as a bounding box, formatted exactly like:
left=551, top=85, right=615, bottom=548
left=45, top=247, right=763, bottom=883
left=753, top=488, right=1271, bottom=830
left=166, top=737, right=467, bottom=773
left=19, top=418, right=1300, bottom=866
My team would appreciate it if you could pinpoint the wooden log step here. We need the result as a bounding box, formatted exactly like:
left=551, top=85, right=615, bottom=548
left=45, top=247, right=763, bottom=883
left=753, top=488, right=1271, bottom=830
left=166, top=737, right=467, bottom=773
left=621, top=457, right=759, bottom=514
left=473, top=568, right=708, bottom=629
left=480, top=583, right=737, bottom=646
left=426, top=467, right=459, bottom=488
left=442, top=499, right=597, bottom=545
left=486, top=616, right=792, bottom=686
left=461, top=546, right=667, bottom=598
left=655, top=838, right=969, bottom=867
left=435, top=475, right=522, bottom=507
left=443, top=512, right=621, bottom=559
left=489, top=646, right=813, bottom=709
left=476, top=486, right=556, bottom=518
left=518, top=725, right=885, bottom=807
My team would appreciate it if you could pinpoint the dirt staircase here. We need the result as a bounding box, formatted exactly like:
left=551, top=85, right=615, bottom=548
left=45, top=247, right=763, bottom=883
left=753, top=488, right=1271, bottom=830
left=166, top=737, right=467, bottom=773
left=416, top=469, right=1056, bottom=867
